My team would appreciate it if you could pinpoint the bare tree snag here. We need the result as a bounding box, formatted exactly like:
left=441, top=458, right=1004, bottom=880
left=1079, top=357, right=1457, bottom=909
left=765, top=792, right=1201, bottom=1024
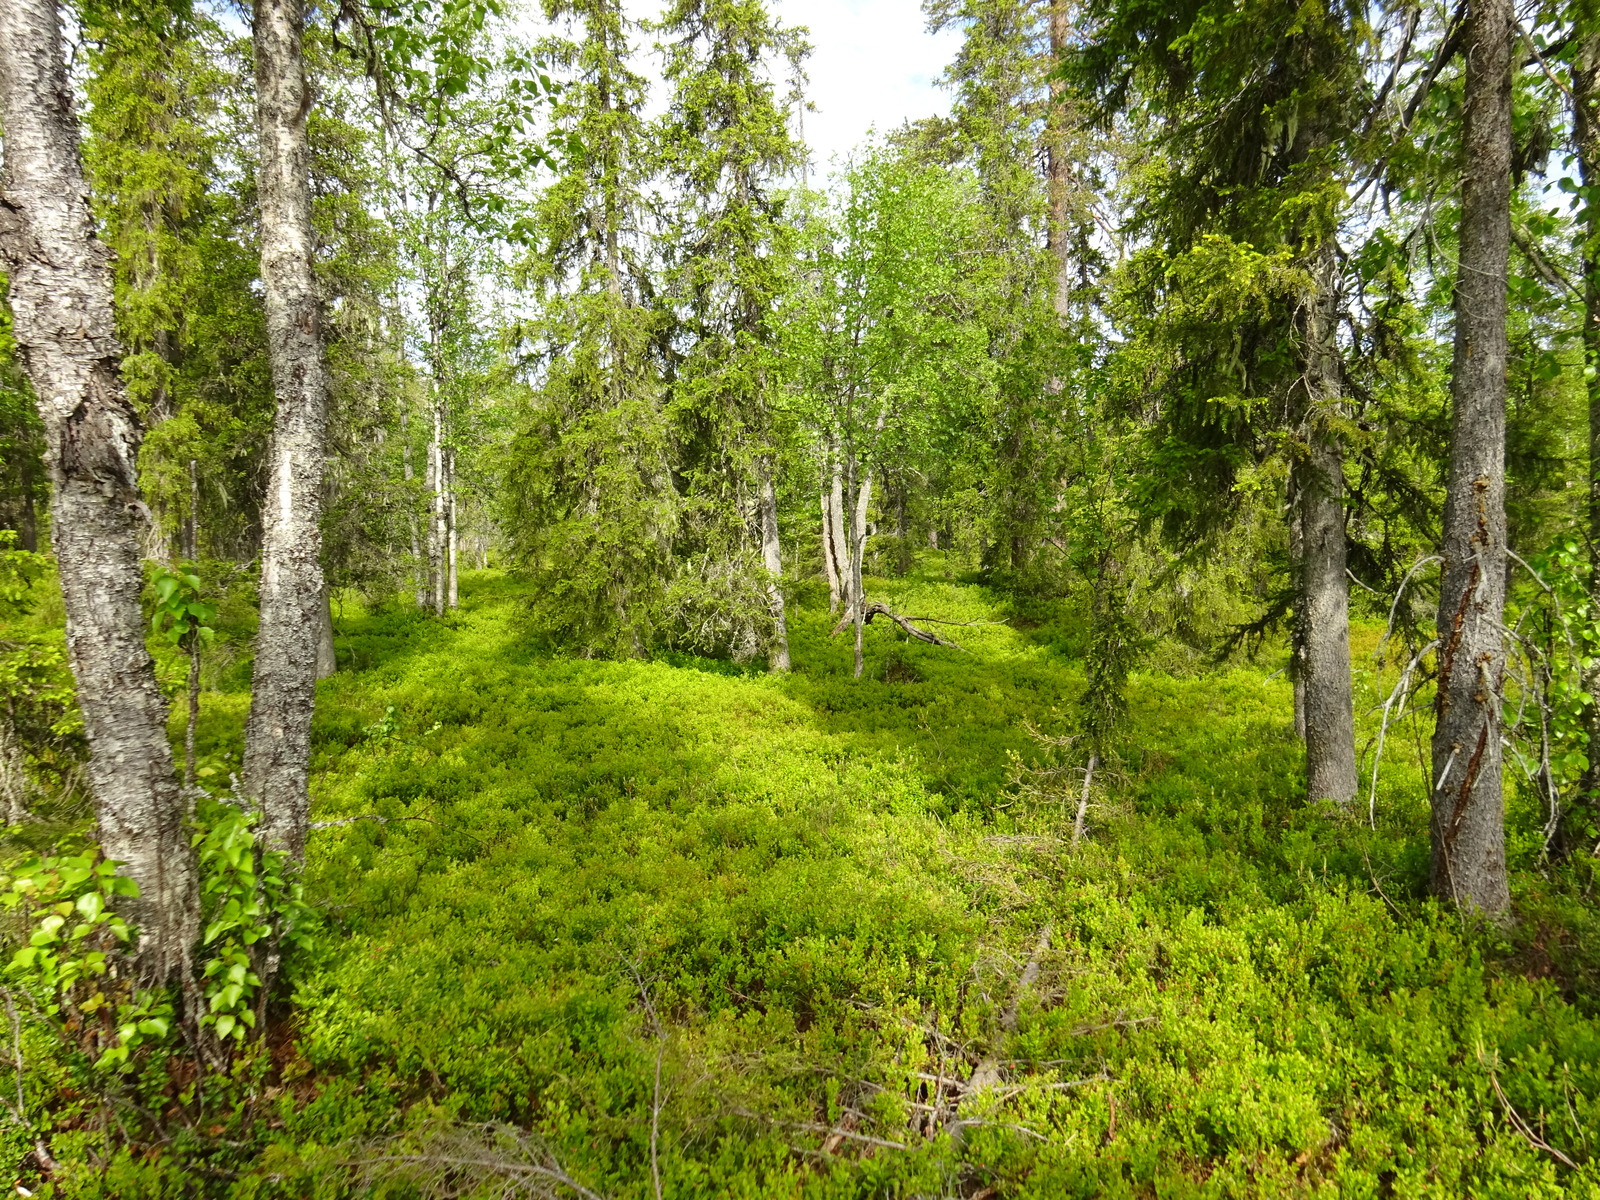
left=244, top=0, right=331, bottom=862
left=0, top=0, right=197, bottom=976
left=1430, top=0, right=1512, bottom=914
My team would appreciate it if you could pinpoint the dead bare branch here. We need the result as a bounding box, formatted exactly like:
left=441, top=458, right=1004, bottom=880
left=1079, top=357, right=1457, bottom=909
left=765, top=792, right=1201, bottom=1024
left=345, top=1122, right=607, bottom=1200
left=1484, top=1054, right=1579, bottom=1171
left=830, top=603, right=966, bottom=651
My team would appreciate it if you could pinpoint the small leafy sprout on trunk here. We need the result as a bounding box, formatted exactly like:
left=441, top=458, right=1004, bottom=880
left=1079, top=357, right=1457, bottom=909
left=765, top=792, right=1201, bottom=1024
left=149, top=566, right=215, bottom=789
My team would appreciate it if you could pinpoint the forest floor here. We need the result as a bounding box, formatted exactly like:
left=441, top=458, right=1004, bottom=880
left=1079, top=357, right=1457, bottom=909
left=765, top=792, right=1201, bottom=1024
left=77, top=567, right=1600, bottom=1194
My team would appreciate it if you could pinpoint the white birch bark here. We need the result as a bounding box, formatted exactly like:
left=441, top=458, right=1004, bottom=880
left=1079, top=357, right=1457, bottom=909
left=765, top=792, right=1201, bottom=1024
left=447, top=451, right=458, bottom=610
left=243, top=0, right=332, bottom=861
left=820, top=484, right=840, bottom=612
left=401, top=402, right=424, bottom=608
left=759, top=467, right=789, bottom=672
left=0, top=0, right=198, bottom=974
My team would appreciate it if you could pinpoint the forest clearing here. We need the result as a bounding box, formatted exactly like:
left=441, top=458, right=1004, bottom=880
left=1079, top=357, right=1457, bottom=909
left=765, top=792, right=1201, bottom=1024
left=1, top=0, right=1599, bottom=1193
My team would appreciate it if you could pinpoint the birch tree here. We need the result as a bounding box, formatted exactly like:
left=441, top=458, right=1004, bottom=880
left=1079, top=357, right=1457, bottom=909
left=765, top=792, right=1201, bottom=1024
left=0, top=0, right=197, bottom=975
left=788, top=150, right=991, bottom=677
left=244, top=0, right=333, bottom=860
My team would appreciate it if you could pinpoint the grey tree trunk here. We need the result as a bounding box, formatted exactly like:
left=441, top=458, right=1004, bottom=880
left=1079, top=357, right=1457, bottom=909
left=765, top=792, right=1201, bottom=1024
left=0, top=0, right=198, bottom=976
left=760, top=467, right=790, bottom=673
left=1294, top=241, right=1357, bottom=807
left=186, top=457, right=199, bottom=560
left=243, top=0, right=331, bottom=863
left=1429, top=0, right=1512, bottom=915
left=1573, top=31, right=1600, bottom=855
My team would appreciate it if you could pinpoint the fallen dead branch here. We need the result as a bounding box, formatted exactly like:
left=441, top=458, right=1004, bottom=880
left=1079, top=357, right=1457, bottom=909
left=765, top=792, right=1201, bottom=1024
left=830, top=603, right=967, bottom=651
left=345, top=1122, right=606, bottom=1199
left=730, top=1106, right=907, bottom=1152
left=1483, top=1054, right=1579, bottom=1171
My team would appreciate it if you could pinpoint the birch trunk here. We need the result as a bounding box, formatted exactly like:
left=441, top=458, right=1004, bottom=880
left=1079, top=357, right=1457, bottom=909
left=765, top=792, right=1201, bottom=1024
left=430, top=402, right=445, bottom=616
left=447, top=454, right=458, bottom=610
left=0, top=0, right=197, bottom=974
left=1294, top=241, right=1357, bottom=807
left=820, top=484, right=841, bottom=612
left=760, top=467, right=790, bottom=672
left=244, top=0, right=331, bottom=862
left=0, top=709, right=28, bottom=825
left=401, top=403, right=424, bottom=608
left=1574, top=30, right=1600, bottom=854
left=184, top=641, right=200, bottom=787
left=1429, top=0, right=1511, bottom=914
left=829, top=458, right=851, bottom=613
left=186, top=457, right=199, bottom=560
left=849, top=469, right=872, bottom=680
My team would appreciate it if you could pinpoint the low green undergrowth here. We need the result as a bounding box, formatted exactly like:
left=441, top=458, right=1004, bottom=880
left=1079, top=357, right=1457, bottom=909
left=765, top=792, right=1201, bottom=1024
left=13, top=567, right=1600, bottom=1197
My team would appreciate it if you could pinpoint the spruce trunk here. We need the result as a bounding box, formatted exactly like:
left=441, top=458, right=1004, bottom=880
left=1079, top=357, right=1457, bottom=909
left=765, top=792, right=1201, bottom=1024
left=244, top=0, right=331, bottom=863
left=1429, top=0, right=1512, bottom=914
left=0, top=0, right=197, bottom=975
left=1295, top=241, right=1357, bottom=807
left=1046, top=0, right=1073, bottom=319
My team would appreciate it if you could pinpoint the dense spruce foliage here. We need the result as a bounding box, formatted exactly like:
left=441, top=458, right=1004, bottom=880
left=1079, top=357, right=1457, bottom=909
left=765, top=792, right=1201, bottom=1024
left=0, top=0, right=1599, bottom=1194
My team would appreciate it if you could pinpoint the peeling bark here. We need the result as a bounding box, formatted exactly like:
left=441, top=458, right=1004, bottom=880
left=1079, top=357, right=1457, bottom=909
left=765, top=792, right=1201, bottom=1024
left=0, top=0, right=197, bottom=975
left=1430, top=0, right=1511, bottom=914
left=243, top=0, right=331, bottom=862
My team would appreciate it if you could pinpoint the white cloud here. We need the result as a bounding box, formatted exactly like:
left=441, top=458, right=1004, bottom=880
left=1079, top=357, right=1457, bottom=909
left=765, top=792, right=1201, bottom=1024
left=769, top=0, right=960, bottom=175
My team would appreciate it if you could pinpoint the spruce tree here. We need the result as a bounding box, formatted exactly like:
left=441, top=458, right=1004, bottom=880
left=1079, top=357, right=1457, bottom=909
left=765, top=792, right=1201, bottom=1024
left=655, top=0, right=806, bottom=671
left=506, top=0, right=674, bottom=657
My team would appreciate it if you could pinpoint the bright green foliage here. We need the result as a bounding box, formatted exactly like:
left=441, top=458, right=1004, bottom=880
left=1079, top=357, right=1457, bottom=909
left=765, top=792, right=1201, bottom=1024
left=924, top=0, right=1074, bottom=586
left=35, top=568, right=1580, bottom=1196
left=0, top=536, right=81, bottom=825
left=0, top=288, right=45, bottom=550
left=786, top=149, right=994, bottom=518
left=149, top=565, right=216, bottom=653
left=193, top=798, right=316, bottom=1044
left=81, top=0, right=275, bottom=561
left=0, top=852, right=165, bottom=1072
